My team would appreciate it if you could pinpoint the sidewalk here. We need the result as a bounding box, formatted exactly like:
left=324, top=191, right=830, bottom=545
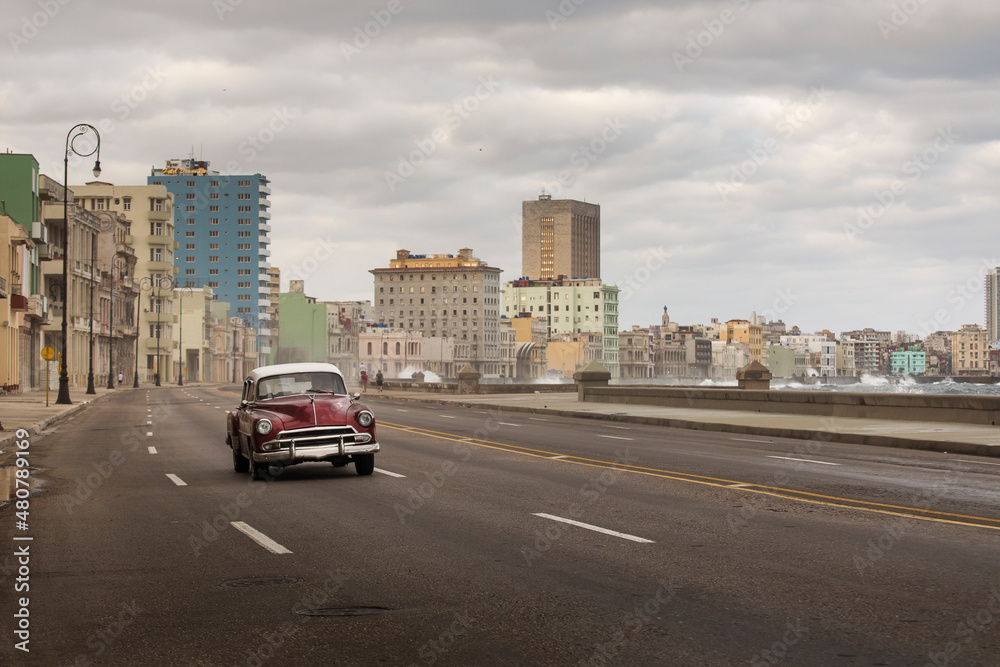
left=362, top=388, right=1000, bottom=458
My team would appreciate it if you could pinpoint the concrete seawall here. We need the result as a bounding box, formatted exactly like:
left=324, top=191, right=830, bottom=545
left=581, top=386, right=1000, bottom=426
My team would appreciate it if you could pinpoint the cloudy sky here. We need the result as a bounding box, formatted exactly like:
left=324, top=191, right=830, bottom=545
left=3, top=0, right=999, bottom=337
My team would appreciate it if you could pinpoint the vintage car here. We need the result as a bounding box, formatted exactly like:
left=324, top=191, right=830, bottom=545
left=226, top=363, right=379, bottom=480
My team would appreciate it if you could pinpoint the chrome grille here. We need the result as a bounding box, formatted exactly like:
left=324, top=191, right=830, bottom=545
left=273, top=425, right=365, bottom=448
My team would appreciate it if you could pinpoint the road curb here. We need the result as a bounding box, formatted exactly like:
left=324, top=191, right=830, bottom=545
left=0, top=393, right=115, bottom=466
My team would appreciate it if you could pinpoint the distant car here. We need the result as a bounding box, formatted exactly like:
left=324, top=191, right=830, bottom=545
left=227, top=363, right=379, bottom=480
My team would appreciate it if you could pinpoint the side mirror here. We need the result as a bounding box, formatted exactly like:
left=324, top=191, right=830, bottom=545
left=240, top=399, right=249, bottom=408
left=352, top=392, right=361, bottom=401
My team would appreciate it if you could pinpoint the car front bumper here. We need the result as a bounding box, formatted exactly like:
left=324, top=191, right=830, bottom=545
left=252, top=436, right=380, bottom=464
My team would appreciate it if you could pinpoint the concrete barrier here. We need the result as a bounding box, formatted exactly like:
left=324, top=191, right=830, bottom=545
left=581, top=386, right=1000, bottom=426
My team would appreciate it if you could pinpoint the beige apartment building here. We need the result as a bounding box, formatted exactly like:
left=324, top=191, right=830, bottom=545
left=72, top=181, right=176, bottom=384
left=952, top=324, right=988, bottom=375
left=371, top=248, right=503, bottom=376
left=522, top=193, right=600, bottom=281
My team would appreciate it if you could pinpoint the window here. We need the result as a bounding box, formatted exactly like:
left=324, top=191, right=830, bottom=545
left=185, top=269, right=195, bottom=275
left=209, top=231, right=219, bottom=237
left=209, top=243, right=219, bottom=250
left=237, top=243, right=251, bottom=250
left=209, top=218, right=219, bottom=225
left=209, top=256, right=218, bottom=262
left=185, top=193, right=195, bottom=200
left=209, top=281, right=219, bottom=288
left=149, top=248, right=163, bottom=261
left=237, top=193, right=251, bottom=200
left=238, top=294, right=250, bottom=301
left=186, top=243, right=195, bottom=249
left=238, top=269, right=251, bottom=276
left=152, top=199, right=164, bottom=211
left=238, top=205, right=251, bottom=212
left=238, top=218, right=250, bottom=225
left=209, top=269, right=218, bottom=275
left=238, top=231, right=251, bottom=238
left=185, top=206, right=195, bottom=212
left=150, top=221, right=163, bottom=235
left=238, top=179, right=251, bottom=187
left=209, top=205, right=219, bottom=212
left=122, top=197, right=131, bottom=211
left=185, top=231, right=195, bottom=237
left=238, top=256, right=251, bottom=263
left=186, top=180, right=196, bottom=187
left=186, top=256, right=195, bottom=262
left=210, top=193, right=219, bottom=200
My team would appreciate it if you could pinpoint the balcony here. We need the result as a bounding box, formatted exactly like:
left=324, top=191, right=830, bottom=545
left=25, top=294, right=46, bottom=321
left=147, top=260, right=173, bottom=272
left=146, top=234, right=173, bottom=246
left=148, top=208, right=171, bottom=221
left=259, top=185, right=271, bottom=196
left=258, top=261, right=271, bottom=269
left=259, top=247, right=271, bottom=257
left=257, top=298, right=271, bottom=308
left=259, top=197, right=271, bottom=208
left=259, top=223, right=271, bottom=233
left=259, top=210, right=271, bottom=220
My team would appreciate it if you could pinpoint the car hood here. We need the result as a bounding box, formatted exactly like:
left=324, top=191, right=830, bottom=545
left=253, top=395, right=355, bottom=430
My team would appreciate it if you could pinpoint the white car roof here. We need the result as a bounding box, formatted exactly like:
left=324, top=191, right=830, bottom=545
left=246, top=362, right=344, bottom=383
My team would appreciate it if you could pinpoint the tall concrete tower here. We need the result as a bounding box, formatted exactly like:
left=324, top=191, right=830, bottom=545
left=521, top=194, right=600, bottom=281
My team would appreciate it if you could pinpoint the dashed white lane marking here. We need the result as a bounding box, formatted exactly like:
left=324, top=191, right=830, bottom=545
left=439, top=415, right=456, bottom=419
left=528, top=417, right=549, bottom=422
left=728, top=483, right=752, bottom=488
left=549, top=455, right=568, bottom=460
left=497, top=422, right=521, bottom=427
left=231, top=521, right=292, bottom=555
left=533, top=513, right=654, bottom=544
left=396, top=409, right=409, bottom=412
left=374, top=468, right=406, bottom=478
left=732, top=437, right=772, bottom=444
left=146, top=420, right=152, bottom=424
left=146, top=432, right=153, bottom=437
left=165, top=474, right=187, bottom=486
left=767, top=456, right=840, bottom=466
left=148, top=447, right=157, bottom=454
left=606, top=425, right=631, bottom=430
left=597, top=435, right=633, bottom=441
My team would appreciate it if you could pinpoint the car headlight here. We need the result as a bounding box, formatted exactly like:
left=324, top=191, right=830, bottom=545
left=356, top=411, right=374, bottom=428
left=256, top=419, right=273, bottom=435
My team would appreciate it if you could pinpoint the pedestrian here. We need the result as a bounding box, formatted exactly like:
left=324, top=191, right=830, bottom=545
left=360, top=370, right=368, bottom=393
left=375, top=370, right=383, bottom=392
left=117, top=372, right=123, bottom=386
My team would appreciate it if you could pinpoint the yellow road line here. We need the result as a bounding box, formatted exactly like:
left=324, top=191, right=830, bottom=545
left=380, top=421, right=1000, bottom=531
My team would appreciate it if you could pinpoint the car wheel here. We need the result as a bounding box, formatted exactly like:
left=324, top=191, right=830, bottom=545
left=250, top=456, right=269, bottom=481
left=355, top=454, right=375, bottom=476
left=233, top=445, right=249, bottom=473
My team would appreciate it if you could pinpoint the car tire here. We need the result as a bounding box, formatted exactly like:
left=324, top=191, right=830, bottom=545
left=250, top=456, right=269, bottom=481
left=355, top=454, right=375, bottom=476
left=233, top=445, right=249, bottom=473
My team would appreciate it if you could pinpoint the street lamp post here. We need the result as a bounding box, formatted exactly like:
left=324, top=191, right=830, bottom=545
left=59, top=123, right=101, bottom=405
left=133, top=290, right=141, bottom=388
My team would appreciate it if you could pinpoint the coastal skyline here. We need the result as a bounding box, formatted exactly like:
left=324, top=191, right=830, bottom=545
left=3, top=0, right=999, bottom=335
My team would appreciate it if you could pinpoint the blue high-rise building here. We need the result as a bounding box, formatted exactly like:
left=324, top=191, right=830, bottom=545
left=148, top=158, right=272, bottom=359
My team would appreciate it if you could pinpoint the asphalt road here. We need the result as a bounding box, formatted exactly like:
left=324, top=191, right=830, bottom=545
left=2, top=385, right=999, bottom=666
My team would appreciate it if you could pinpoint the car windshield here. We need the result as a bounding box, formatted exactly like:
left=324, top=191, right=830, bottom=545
left=256, top=372, right=347, bottom=400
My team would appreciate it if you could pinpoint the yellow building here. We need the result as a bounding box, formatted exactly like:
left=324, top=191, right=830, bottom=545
left=723, top=319, right=763, bottom=363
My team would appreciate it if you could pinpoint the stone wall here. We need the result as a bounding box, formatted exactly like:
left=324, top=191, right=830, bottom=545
left=580, top=386, right=1000, bottom=426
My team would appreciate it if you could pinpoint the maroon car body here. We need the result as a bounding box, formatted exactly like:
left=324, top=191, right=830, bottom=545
left=226, top=363, right=379, bottom=479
